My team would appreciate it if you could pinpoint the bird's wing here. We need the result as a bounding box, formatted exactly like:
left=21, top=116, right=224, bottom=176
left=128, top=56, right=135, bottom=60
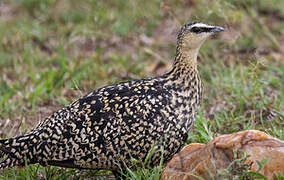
left=47, top=79, right=170, bottom=168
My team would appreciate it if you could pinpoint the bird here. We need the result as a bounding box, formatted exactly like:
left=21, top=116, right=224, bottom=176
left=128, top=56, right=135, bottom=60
left=0, top=22, right=224, bottom=176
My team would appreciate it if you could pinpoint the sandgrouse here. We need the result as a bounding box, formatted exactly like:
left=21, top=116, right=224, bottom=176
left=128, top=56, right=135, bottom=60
left=0, top=22, right=224, bottom=175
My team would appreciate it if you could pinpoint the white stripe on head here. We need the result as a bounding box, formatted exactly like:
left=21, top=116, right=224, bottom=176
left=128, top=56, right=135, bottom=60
left=190, top=23, right=215, bottom=29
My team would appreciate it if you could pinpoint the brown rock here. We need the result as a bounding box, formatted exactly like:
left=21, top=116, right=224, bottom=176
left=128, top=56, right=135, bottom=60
left=162, top=130, right=284, bottom=180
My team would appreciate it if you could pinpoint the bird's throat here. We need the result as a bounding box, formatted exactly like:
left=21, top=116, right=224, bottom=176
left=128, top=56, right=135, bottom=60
left=179, top=47, right=199, bottom=69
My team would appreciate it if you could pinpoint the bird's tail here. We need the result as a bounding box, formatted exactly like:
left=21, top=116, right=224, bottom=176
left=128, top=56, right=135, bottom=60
left=0, top=133, right=48, bottom=169
left=0, top=108, right=74, bottom=170
left=0, top=137, right=22, bottom=169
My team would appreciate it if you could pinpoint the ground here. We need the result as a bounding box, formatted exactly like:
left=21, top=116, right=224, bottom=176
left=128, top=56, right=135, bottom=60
left=0, top=0, right=283, bottom=179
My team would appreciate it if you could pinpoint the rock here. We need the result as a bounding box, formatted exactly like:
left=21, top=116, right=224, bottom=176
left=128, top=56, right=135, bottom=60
left=162, top=130, right=284, bottom=180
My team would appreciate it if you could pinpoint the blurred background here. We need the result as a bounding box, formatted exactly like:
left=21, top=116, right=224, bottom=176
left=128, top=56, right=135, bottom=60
left=0, top=0, right=283, bottom=178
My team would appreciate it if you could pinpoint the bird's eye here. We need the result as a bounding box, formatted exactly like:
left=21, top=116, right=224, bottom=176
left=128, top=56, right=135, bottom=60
left=190, top=27, right=202, bottom=33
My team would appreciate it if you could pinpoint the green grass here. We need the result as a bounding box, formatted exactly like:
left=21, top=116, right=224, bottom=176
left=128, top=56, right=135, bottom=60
left=0, top=0, right=283, bottom=179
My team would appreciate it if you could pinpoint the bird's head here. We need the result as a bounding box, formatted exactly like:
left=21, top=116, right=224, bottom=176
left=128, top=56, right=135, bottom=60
left=177, top=22, right=224, bottom=50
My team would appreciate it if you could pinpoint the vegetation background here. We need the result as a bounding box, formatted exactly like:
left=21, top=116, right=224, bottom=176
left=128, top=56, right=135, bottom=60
left=0, top=0, right=283, bottom=179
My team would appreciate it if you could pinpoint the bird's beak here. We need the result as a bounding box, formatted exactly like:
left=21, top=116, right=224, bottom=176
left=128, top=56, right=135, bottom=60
left=210, top=26, right=225, bottom=33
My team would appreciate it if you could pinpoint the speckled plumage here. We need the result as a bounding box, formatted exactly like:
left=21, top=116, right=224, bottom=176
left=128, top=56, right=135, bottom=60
left=0, top=22, right=223, bottom=172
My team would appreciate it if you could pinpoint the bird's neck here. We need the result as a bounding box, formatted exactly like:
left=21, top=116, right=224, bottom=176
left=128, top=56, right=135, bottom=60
left=166, top=44, right=201, bottom=81
left=162, top=43, right=203, bottom=130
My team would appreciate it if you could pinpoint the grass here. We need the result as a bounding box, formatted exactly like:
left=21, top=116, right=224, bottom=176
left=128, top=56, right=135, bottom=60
left=0, top=0, right=283, bottom=179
